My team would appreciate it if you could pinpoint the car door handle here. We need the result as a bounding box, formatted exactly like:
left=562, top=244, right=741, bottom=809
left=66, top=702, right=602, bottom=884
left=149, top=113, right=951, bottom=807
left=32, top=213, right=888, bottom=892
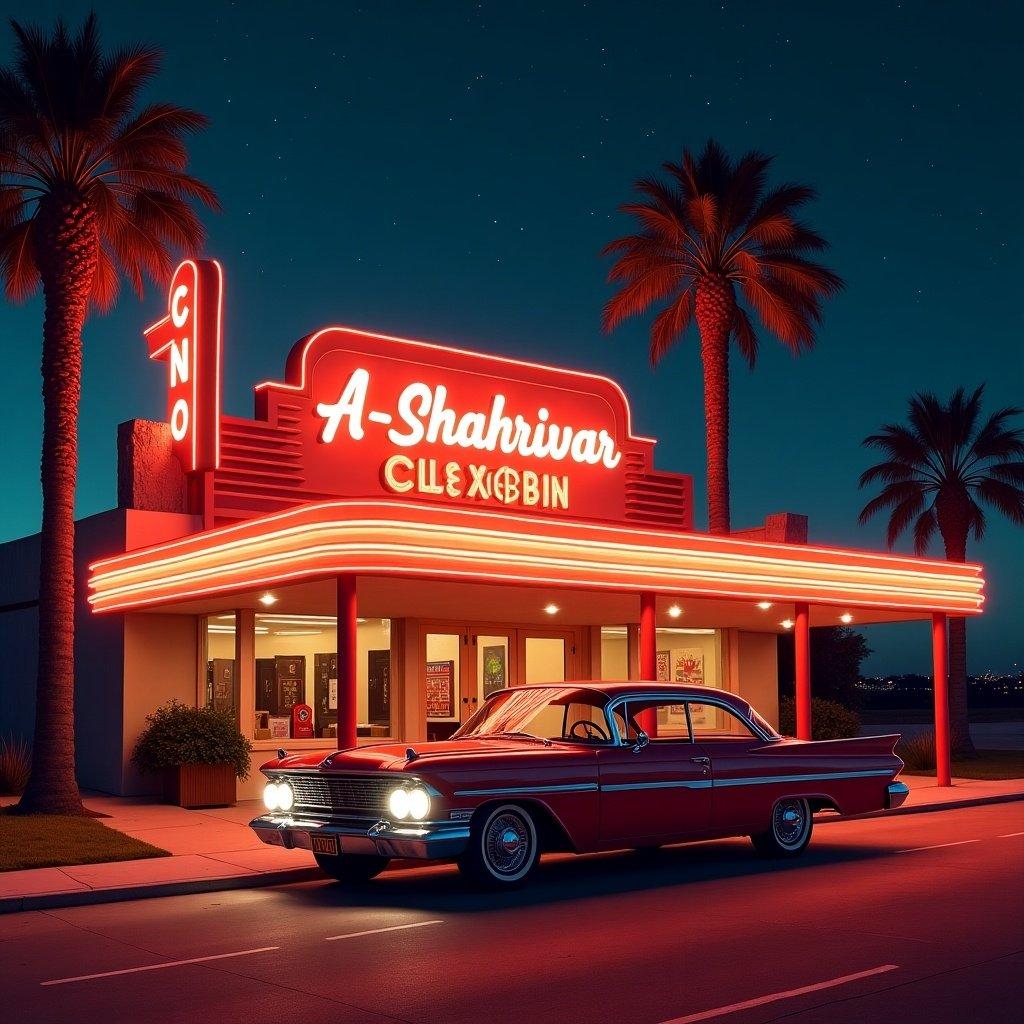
left=690, top=756, right=710, bottom=765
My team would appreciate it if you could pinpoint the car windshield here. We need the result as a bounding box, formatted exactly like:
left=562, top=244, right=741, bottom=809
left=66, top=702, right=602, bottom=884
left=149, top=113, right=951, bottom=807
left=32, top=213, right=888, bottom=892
left=452, top=687, right=612, bottom=744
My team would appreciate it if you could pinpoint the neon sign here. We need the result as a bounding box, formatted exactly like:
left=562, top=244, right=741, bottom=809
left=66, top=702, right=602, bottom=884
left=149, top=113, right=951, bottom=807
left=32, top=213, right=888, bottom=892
left=315, top=370, right=622, bottom=469
left=144, top=260, right=223, bottom=473
left=144, top=260, right=690, bottom=528
left=247, top=322, right=662, bottom=521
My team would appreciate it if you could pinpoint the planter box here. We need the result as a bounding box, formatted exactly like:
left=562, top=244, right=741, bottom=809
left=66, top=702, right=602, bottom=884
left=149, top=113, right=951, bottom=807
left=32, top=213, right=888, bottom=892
left=163, top=763, right=237, bottom=808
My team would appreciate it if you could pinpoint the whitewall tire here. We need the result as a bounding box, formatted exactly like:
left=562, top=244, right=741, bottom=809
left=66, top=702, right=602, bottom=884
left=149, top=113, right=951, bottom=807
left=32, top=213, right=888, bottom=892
left=458, top=803, right=540, bottom=887
left=751, top=797, right=813, bottom=858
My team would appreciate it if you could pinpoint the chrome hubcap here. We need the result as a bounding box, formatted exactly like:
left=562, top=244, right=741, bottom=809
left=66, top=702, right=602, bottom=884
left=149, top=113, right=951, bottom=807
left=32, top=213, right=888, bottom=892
left=774, top=800, right=807, bottom=847
left=485, top=813, right=530, bottom=875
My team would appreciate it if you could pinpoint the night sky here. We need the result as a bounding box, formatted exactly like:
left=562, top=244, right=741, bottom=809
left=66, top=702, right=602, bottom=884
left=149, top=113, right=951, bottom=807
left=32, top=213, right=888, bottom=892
left=1, top=1, right=1021, bottom=674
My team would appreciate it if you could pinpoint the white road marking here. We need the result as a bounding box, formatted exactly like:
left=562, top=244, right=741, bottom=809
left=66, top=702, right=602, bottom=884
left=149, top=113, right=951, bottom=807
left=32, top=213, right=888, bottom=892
left=325, top=919, right=443, bottom=942
left=896, top=840, right=980, bottom=854
left=659, top=964, right=899, bottom=1024
left=41, top=946, right=280, bottom=986
left=998, top=831, right=1024, bottom=838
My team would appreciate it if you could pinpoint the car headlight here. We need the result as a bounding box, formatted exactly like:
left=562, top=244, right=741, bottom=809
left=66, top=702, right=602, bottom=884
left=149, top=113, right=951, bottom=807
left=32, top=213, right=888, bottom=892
left=276, top=780, right=294, bottom=812
left=388, top=786, right=411, bottom=820
left=407, top=787, right=430, bottom=821
left=263, top=781, right=281, bottom=811
left=263, top=780, right=294, bottom=813
left=389, top=785, right=430, bottom=821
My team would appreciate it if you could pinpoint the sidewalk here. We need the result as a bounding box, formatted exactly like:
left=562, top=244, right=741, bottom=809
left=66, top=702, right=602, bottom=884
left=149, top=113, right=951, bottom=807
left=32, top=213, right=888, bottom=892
left=0, top=795, right=320, bottom=914
left=2, top=775, right=1023, bottom=914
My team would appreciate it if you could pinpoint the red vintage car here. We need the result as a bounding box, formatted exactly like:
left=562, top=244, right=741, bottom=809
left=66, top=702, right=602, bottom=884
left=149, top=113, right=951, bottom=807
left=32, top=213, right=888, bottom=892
left=250, top=682, right=907, bottom=887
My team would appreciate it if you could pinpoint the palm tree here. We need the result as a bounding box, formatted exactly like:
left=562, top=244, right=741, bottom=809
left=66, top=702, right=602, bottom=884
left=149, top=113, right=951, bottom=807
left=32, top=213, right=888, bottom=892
left=0, top=15, right=218, bottom=814
left=602, top=140, right=843, bottom=534
left=859, top=386, right=1024, bottom=757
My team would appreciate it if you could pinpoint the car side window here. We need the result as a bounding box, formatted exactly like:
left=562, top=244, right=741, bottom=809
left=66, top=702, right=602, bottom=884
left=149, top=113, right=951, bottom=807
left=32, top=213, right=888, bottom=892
left=687, top=701, right=760, bottom=741
left=616, top=700, right=692, bottom=742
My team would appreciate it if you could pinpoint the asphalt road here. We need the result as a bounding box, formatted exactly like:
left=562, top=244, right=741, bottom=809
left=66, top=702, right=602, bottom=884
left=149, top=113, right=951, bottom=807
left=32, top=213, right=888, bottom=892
left=2, top=802, right=1022, bottom=1024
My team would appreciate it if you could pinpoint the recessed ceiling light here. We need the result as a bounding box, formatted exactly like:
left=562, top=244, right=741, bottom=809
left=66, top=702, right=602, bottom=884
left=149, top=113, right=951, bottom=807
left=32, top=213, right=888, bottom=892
left=839, top=613, right=853, bottom=624
left=781, top=619, right=794, bottom=630
left=667, top=604, right=682, bottom=618
left=274, top=629, right=322, bottom=636
left=757, top=601, right=773, bottom=610
left=258, top=593, right=277, bottom=607
left=543, top=603, right=560, bottom=615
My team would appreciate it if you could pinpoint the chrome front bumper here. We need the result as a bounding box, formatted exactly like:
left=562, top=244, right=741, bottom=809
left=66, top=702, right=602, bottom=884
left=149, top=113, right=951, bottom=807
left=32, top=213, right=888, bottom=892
left=250, top=814, right=471, bottom=860
left=887, top=781, right=910, bottom=809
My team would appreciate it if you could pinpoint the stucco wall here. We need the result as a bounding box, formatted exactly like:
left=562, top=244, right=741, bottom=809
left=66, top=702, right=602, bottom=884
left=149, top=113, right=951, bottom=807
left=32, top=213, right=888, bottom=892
left=122, top=613, right=198, bottom=795
left=736, top=631, right=780, bottom=728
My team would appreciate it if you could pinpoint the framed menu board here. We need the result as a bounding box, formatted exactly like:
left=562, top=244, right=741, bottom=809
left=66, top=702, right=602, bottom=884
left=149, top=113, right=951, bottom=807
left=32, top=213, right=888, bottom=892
left=275, top=655, right=305, bottom=715
left=367, top=649, right=391, bottom=726
left=426, top=659, right=455, bottom=719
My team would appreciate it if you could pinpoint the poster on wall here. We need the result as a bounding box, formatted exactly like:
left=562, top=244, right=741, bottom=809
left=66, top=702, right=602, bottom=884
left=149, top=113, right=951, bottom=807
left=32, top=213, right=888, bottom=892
left=426, top=659, right=455, bottom=718
left=674, top=647, right=714, bottom=728
left=673, top=648, right=705, bottom=687
left=368, top=649, right=391, bottom=725
left=656, top=650, right=670, bottom=682
left=481, top=645, right=507, bottom=698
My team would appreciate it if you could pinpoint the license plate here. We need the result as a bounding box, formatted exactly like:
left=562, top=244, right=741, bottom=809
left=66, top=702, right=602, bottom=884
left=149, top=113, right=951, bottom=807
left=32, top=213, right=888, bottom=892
left=310, top=834, right=338, bottom=856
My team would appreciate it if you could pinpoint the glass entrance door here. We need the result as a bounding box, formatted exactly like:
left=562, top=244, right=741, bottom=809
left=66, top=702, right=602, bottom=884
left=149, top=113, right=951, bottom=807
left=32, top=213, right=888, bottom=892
left=424, top=630, right=463, bottom=741
left=520, top=630, right=575, bottom=684
left=471, top=631, right=515, bottom=717
left=421, top=624, right=580, bottom=739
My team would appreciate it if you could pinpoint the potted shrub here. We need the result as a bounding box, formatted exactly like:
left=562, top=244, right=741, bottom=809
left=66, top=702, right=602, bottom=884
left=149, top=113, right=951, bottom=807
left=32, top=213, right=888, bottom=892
left=132, top=701, right=253, bottom=808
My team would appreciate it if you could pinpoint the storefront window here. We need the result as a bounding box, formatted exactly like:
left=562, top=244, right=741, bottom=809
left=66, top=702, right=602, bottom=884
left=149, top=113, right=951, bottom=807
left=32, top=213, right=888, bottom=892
left=599, top=626, right=723, bottom=692
left=204, top=614, right=392, bottom=742
left=204, top=613, right=239, bottom=723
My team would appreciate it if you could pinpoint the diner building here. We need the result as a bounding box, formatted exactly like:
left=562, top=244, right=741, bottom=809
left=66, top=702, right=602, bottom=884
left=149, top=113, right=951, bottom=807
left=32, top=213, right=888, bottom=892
left=0, top=260, right=985, bottom=799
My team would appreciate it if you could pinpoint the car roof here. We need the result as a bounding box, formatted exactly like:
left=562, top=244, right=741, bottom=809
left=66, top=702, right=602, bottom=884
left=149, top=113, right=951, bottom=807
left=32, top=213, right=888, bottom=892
left=497, top=680, right=751, bottom=707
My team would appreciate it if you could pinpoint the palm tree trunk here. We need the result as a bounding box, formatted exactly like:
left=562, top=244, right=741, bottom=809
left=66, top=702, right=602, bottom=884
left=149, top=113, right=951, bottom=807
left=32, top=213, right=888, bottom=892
left=936, top=493, right=976, bottom=759
left=16, top=193, right=97, bottom=816
left=695, top=276, right=733, bottom=535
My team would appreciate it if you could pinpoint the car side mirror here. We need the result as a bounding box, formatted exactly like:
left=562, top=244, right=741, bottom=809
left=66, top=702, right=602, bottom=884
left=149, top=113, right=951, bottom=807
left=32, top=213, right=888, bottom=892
left=631, top=731, right=650, bottom=754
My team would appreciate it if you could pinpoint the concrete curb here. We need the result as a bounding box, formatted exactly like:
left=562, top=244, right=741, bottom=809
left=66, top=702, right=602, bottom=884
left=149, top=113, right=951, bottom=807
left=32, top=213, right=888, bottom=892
left=3, top=790, right=1021, bottom=914
left=817, top=789, right=1024, bottom=823
left=0, top=865, right=323, bottom=915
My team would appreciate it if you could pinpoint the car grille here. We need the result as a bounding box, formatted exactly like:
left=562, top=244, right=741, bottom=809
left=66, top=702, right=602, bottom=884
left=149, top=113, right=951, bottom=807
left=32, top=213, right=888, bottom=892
left=280, top=773, right=394, bottom=816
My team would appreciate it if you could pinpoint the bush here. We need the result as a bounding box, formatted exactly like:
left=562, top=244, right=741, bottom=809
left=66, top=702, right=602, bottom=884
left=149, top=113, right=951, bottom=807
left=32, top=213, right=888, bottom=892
left=131, top=701, right=252, bottom=780
left=778, top=696, right=861, bottom=740
left=897, top=731, right=936, bottom=771
left=0, top=734, right=31, bottom=794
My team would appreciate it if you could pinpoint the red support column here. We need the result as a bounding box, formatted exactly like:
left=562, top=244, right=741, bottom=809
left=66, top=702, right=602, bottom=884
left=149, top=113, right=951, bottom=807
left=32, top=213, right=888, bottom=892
left=337, top=574, right=358, bottom=750
left=638, top=591, right=658, bottom=736
left=932, top=612, right=951, bottom=787
left=795, top=602, right=811, bottom=740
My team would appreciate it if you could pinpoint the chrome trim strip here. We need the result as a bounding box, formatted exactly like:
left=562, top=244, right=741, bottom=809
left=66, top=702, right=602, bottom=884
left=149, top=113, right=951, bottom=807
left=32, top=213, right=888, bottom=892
left=601, top=780, right=713, bottom=792
left=712, top=768, right=893, bottom=788
left=452, top=782, right=599, bottom=797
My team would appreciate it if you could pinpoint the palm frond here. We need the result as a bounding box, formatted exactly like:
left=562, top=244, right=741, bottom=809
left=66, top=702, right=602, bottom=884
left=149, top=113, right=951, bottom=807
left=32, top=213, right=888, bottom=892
left=648, top=287, right=694, bottom=365
left=0, top=217, right=38, bottom=299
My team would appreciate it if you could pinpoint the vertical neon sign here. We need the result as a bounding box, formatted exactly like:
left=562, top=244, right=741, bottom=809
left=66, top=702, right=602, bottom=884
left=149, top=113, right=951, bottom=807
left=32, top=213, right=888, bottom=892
left=143, top=259, right=223, bottom=473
